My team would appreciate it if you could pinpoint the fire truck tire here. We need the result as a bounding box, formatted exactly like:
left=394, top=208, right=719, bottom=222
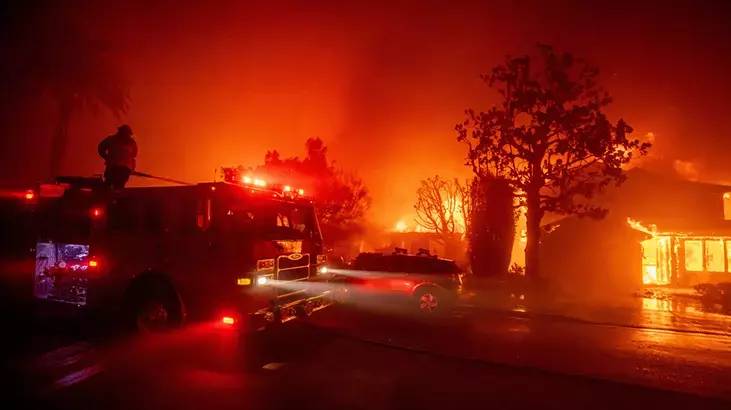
left=123, top=274, right=183, bottom=332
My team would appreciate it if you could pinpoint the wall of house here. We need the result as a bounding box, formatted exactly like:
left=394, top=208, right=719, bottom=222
left=540, top=217, right=643, bottom=299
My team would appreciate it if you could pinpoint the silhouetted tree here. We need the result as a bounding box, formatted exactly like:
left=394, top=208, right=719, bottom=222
left=6, top=12, right=130, bottom=176
left=457, top=45, right=649, bottom=279
left=413, top=176, right=469, bottom=257
left=468, top=176, right=515, bottom=277
left=253, top=138, right=371, bottom=244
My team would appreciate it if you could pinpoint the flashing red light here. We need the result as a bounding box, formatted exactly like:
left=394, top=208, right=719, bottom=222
left=24, top=190, right=35, bottom=201
left=88, top=259, right=98, bottom=268
left=90, top=207, right=103, bottom=218
left=221, top=316, right=235, bottom=325
left=297, top=188, right=305, bottom=196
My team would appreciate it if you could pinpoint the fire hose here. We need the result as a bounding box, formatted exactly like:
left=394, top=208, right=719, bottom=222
left=131, top=171, right=191, bottom=185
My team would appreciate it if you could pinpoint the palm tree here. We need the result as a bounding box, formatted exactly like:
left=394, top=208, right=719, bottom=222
left=25, top=19, right=130, bottom=176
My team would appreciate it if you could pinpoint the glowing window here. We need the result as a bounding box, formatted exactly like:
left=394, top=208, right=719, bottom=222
left=684, top=240, right=703, bottom=272
left=704, top=239, right=725, bottom=272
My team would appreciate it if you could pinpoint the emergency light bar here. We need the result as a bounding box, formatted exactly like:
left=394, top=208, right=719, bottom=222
left=224, top=168, right=308, bottom=198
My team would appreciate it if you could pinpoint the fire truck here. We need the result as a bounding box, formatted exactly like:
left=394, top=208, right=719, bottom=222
left=29, top=175, right=331, bottom=332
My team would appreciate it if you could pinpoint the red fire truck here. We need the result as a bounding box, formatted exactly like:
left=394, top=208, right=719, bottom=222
left=30, top=175, right=331, bottom=332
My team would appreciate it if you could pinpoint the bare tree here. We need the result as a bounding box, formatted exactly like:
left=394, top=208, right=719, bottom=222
left=455, top=180, right=472, bottom=236
left=414, top=175, right=470, bottom=240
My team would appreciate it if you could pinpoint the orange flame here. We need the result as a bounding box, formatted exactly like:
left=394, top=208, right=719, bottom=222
left=626, top=217, right=656, bottom=236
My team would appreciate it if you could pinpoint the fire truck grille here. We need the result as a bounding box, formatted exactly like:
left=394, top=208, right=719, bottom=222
left=277, top=254, right=310, bottom=281
left=277, top=267, right=309, bottom=281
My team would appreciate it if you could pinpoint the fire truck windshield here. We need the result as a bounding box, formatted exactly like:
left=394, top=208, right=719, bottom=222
left=213, top=197, right=320, bottom=241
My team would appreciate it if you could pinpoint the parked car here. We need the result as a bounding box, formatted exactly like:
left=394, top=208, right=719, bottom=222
left=331, top=249, right=463, bottom=314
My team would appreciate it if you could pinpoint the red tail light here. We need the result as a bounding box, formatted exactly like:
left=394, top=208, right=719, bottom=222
left=24, top=190, right=35, bottom=201
left=221, top=316, right=235, bottom=325
left=90, top=207, right=104, bottom=218
left=88, top=259, right=99, bottom=268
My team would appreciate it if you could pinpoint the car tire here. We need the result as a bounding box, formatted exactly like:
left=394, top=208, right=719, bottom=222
left=414, top=286, right=446, bottom=314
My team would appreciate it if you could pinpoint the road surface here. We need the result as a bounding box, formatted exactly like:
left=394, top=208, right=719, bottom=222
left=4, top=301, right=731, bottom=410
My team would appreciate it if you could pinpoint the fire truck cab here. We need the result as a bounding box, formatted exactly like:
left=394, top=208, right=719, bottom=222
left=31, top=176, right=331, bottom=331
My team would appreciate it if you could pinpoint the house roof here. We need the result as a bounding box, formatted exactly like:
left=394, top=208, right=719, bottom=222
left=603, top=168, right=731, bottom=229
left=626, top=217, right=731, bottom=237
left=542, top=168, right=731, bottom=236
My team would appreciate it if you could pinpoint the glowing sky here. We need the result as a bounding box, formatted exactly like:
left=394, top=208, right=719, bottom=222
left=2, top=1, right=731, bottom=226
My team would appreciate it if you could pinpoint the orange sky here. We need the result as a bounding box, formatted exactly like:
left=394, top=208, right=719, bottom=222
left=3, top=1, right=731, bottom=226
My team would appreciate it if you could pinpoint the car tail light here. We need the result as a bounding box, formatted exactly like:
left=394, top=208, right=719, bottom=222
left=90, top=207, right=104, bottom=218
left=88, top=259, right=99, bottom=268
left=221, top=316, right=235, bottom=325
left=24, top=190, right=35, bottom=201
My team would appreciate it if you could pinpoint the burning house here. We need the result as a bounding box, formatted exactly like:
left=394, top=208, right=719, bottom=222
left=541, top=169, right=731, bottom=293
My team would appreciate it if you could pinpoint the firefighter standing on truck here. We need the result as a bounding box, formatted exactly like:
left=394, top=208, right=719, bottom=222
left=98, top=124, right=137, bottom=189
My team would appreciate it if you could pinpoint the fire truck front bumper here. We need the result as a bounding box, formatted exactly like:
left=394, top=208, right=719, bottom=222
left=232, top=283, right=334, bottom=331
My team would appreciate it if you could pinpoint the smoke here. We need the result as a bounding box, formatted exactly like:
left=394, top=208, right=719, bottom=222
left=3, top=1, right=731, bottom=220
left=672, top=160, right=701, bottom=182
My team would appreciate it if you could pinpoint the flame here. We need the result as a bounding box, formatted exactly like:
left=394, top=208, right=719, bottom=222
left=394, top=220, right=407, bottom=233
left=626, top=217, right=656, bottom=236
left=642, top=264, right=657, bottom=285
left=629, top=218, right=667, bottom=286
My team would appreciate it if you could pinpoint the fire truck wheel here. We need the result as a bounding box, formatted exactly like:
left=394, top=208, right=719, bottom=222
left=125, top=279, right=183, bottom=332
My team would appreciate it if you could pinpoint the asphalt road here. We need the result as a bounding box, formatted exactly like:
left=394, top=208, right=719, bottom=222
left=4, top=302, right=731, bottom=410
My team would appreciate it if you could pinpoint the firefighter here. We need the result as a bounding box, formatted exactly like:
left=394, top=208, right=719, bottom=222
left=98, top=124, right=138, bottom=189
